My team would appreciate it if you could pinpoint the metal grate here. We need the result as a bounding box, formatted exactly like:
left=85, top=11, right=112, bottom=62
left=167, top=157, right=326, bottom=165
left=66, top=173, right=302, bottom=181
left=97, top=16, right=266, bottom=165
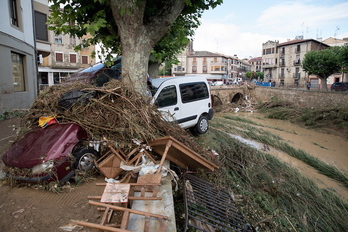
left=183, top=174, right=253, bottom=232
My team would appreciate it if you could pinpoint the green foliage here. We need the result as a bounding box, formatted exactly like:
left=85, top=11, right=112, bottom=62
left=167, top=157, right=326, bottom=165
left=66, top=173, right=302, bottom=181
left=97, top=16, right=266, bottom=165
left=302, top=48, right=341, bottom=80
left=0, top=110, right=26, bottom=121
left=338, top=43, right=348, bottom=72
left=245, top=71, right=263, bottom=80
left=49, top=0, right=223, bottom=65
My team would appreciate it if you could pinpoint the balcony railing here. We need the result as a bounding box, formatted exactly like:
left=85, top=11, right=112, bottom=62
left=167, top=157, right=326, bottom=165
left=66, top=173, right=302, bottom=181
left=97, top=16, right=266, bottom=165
left=279, top=62, right=285, bottom=67
left=293, top=73, right=301, bottom=79
left=293, top=60, right=301, bottom=66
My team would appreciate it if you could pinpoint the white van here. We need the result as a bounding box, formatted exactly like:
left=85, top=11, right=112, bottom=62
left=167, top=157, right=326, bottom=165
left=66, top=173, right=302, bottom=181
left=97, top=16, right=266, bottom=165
left=151, top=76, right=214, bottom=134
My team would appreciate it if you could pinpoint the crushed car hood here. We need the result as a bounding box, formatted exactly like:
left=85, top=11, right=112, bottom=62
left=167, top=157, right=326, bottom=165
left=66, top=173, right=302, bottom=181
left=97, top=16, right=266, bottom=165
left=2, top=123, right=88, bottom=168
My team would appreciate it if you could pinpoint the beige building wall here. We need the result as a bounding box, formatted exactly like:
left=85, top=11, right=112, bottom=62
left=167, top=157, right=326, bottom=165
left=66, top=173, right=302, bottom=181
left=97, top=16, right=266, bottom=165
left=262, top=40, right=278, bottom=81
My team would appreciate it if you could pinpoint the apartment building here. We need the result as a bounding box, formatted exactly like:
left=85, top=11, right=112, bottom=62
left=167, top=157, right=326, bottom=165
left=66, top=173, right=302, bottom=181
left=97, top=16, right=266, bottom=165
left=248, top=57, right=262, bottom=73
left=38, top=28, right=95, bottom=90
left=0, top=0, right=39, bottom=114
left=172, top=43, right=251, bottom=84
left=262, top=37, right=329, bottom=88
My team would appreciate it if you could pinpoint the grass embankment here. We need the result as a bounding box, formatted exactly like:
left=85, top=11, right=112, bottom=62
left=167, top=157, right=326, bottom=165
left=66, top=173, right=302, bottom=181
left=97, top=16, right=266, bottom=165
left=217, top=115, right=348, bottom=188
left=188, top=124, right=348, bottom=231
left=257, top=96, right=348, bottom=139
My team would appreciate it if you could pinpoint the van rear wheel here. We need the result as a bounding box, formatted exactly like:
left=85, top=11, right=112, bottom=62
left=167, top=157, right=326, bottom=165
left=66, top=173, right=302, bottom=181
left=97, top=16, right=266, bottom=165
left=195, top=115, right=209, bottom=134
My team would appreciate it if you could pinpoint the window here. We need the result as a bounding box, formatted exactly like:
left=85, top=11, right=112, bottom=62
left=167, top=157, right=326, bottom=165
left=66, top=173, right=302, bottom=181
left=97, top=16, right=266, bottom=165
left=34, top=11, right=48, bottom=41
left=56, top=52, right=63, bottom=62
left=81, top=55, right=88, bottom=64
left=192, top=66, right=197, bottom=73
left=11, top=52, right=25, bottom=92
left=296, top=45, right=301, bottom=53
left=54, top=35, right=63, bottom=44
left=9, top=0, right=19, bottom=27
left=155, top=85, right=177, bottom=108
left=70, top=36, right=76, bottom=45
left=203, top=66, right=207, bottom=73
left=180, top=82, right=209, bottom=103
left=70, top=53, right=77, bottom=63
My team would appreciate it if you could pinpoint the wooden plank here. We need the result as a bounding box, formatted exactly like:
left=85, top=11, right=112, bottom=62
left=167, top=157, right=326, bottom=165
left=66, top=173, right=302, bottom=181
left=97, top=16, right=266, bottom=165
left=88, top=201, right=169, bottom=220
left=156, top=139, right=172, bottom=174
left=88, top=196, right=162, bottom=201
left=74, top=220, right=131, bottom=232
left=148, top=136, right=219, bottom=171
left=100, top=183, right=130, bottom=203
left=120, top=211, right=130, bottom=229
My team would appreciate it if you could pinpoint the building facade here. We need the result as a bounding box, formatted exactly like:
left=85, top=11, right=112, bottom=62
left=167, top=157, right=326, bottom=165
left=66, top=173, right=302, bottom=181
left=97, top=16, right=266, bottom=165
left=261, top=38, right=329, bottom=88
left=249, top=57, right=262, bottom=73
left=0, top=0, right=38, bottom=114
left=172, top=43, right=251, bottom=84
left=38, top=29, right=96, bottom=90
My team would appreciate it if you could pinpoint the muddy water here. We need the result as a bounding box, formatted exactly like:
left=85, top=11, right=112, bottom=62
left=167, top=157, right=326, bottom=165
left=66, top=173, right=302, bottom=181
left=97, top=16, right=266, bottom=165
left=232, top=112, right=348, bottom=201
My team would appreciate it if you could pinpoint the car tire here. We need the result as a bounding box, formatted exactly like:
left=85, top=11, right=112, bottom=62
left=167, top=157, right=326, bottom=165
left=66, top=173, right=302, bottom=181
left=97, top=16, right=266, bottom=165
left=72, top=147, right=99, bottom=172
left=194, top=115, right=209, bottom=134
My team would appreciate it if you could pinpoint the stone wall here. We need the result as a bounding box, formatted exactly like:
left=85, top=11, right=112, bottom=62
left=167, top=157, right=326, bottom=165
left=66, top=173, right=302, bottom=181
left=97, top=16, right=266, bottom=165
left=253, top=86, right=348, bottom=108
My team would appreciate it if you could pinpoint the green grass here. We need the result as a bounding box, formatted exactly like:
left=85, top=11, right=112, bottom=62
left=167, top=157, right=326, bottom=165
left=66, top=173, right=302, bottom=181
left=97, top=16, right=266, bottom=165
left=191, top=127, right=348, bottom=231
left=211, top=115, right=348, bottom=188
left=257, top=97, right=348, bottom=139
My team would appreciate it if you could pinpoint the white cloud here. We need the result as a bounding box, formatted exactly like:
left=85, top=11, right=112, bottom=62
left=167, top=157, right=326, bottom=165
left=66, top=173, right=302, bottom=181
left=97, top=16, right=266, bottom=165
left=256, top=2, right=348, bottom=37
left=193, top=20, right=286, bottom=59
left=192, top=1, right=348, bottom=59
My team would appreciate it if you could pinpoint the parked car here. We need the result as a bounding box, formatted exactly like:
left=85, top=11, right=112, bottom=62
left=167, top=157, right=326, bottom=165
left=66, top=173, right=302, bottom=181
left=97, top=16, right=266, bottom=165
left=66, top=57, right=122, bottom=87
left=67, top=58, right=214, bottom=134
left=2, top=123, right=99, bottom=183
left=330, top=82, right=348, bottom=91
left=151, top=76, right=214, bottom=134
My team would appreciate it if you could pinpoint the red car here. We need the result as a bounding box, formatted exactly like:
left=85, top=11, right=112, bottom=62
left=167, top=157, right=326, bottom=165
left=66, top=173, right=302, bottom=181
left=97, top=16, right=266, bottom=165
left=2, top=123, right=99, bottom=183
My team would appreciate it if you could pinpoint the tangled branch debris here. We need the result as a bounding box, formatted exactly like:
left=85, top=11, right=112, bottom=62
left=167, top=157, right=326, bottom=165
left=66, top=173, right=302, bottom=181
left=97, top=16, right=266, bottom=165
left=23, top=80, right=200, bottom=151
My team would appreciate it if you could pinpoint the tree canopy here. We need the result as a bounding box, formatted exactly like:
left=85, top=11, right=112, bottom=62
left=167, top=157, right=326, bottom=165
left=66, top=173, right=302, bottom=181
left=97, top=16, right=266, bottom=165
left=302, top=48, right=341, bottom=90
left=48, top=0, right=223, bottom=95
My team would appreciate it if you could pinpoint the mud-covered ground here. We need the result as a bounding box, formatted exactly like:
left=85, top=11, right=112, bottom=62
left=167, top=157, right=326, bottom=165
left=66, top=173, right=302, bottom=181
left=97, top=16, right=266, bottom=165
left=0, top=118, right=106, bottom=232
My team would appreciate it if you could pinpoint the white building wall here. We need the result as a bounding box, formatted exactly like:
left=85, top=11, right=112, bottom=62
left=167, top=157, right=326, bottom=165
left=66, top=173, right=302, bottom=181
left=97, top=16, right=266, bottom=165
left=0, top=0, right=38, bottom=114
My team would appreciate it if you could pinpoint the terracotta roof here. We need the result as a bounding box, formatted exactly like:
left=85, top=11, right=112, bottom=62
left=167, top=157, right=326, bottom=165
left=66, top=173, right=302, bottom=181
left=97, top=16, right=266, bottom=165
left=249, top=57, right=262, bottom=62
left=187, top=51, right=227, bottom=57
left=278, top=39, right=329, bottom=47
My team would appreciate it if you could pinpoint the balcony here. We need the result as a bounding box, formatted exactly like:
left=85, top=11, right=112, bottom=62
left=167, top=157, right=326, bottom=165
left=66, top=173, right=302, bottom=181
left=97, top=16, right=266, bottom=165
left=211, top=70, right=227, bottom=75
left=293, top=60, right=301, bottom=66
left=262, top=63, right=277, bottom=68
left=279, top=62, right=286, bottom=67
left=293, top=73, right=301, bottom=79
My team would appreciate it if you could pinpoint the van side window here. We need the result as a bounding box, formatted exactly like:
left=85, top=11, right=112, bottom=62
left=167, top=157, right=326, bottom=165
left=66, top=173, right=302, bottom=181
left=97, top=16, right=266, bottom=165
left=155, top=85, right=177, bottom=108
left=180, top=82, right=209, bottom=103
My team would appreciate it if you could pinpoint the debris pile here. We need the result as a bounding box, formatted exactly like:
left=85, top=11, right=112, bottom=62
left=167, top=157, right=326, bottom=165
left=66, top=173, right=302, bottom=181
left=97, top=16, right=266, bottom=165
left=23, top=80, right=198, bottom=150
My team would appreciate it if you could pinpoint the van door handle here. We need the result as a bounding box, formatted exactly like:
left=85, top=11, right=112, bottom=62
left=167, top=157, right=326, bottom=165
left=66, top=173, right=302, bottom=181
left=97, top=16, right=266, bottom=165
left=174, top=107, right=179, bottom=111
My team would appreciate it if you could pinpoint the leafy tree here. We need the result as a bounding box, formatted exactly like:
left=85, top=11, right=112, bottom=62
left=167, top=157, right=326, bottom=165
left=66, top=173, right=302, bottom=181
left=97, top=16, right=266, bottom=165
left=338, top=44, right=348, bottom=74
left=256, top=72, right=264, bottom=80
left=302, top=48, right=341, bottom=90
left=48, top=0, right=222, bottom=95
left=148, top=12, right=202, bottom=78
left=245, top=71, right=252, bottom=80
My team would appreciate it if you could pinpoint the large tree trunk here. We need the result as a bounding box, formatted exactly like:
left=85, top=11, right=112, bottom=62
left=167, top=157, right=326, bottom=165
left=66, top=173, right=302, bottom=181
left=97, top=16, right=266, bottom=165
left=148, top=61, right=161, bottom=79
left=109, top=0, right=185, bottom=95
left=321, top=77, right=328, bottom=91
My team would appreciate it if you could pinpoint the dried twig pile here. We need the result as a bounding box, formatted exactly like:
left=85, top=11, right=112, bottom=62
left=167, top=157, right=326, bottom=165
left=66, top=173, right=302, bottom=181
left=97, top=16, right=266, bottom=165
left=23, top=80, right=199, bottom=150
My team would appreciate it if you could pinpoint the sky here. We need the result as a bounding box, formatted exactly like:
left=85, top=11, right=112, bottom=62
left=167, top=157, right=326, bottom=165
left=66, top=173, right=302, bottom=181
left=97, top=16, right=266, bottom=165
left=192, top=0, right=348, bottom=59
